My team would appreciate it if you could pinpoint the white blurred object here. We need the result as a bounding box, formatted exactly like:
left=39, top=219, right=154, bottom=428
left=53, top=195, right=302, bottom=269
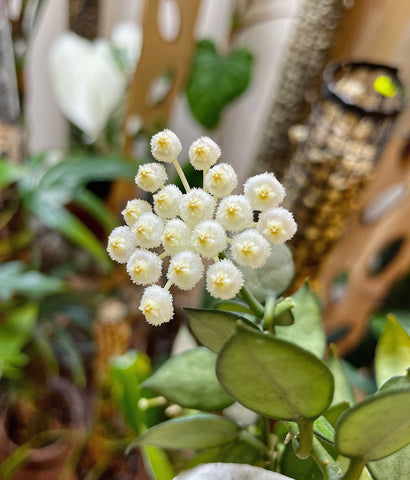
left=173, top=463, right=294, bottom=480
left=49, top=32, right=127, bottom=142
left=111, top=21, right=142, bottom=74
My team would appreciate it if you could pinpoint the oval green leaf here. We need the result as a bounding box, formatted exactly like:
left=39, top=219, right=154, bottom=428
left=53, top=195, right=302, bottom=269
left=375, top=315, right=410, bottom=388
left=127, top=415, right=240, bottom=451
left=216, top=324, right=334, bottom=421
left=186, top=308, right=258, bottom=353
left=276, top=282, right=326, bottom=358
left=142, top=347, right=233, bottom=411
left=368, top=442, right=410, bottom=480
left=326, top=344, right=355, bottom=406
left=335, top=388, right=410, bottom=461
left=240, top=244, right=294, bottom=302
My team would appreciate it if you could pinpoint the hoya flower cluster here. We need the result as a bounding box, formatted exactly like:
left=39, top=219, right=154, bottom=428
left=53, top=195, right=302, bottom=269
left=107, top=129, right=297, bottom=326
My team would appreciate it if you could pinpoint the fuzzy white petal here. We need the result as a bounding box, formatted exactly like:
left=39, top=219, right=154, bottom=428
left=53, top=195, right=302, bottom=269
left=167, top=251, right=204, bottom=290
left=150, top=129, right=181, bottom=163
left=126, top=249, right=162, bottom=285
left=139, top=286, right=174, bottom=326
left=107, top=226, right=136, bottom=263
left=189, top=137, right=221, bottom=170
left=192, top=220, right=227, bottom=258
left=231, top=229, right=270, bottom=269
left=257, top=207, right=297, bottom=244
left=122, top=199, right=152, bottom=226
left=204, top=163, right=238, bottom=198
left=49, top=33, right=126, bottom=141
left=135, top=163, right=168, bottom=193
left=216, top=195, right=253, bottom=232
left=179, top=188, right=216, bottom=226
left=161, top=219, right=192, bottom=255
left=244, top=173, right=286, bottom=211
left=206, top=259, right=243, bottom=300
left=132, top=212, right=164, bottom=248
left=153, top=184, right=183, bottom=219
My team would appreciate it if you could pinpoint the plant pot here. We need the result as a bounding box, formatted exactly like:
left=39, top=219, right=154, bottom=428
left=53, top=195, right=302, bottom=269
left=0, top=376, right=85, bottom=480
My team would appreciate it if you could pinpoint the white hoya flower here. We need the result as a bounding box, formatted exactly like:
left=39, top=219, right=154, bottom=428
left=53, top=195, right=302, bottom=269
left=122, top=198, right=152, bottom=226
left=257, top=207, right=297, bottom=244
left=216, top=195, right=253, bottom=232
left=111, top=21, right=142, bottom=74
left=244, top=172, right=286, bottom=211
left=132, top=212, right=164, bottom=248
left=107, top=226, right=136, bottom=263
left=179, top=188, right=216, bottom=226
left=153, top=184, right=182, bottom=219
left=192, top=220, right=227, bottom=259
left=162, top=219, right=191, bottom=255
left=49, top=33, right=126, bottom=142
left=206, top=259, right=244, bottom=300
left=150, top=129, right=182, bottom=163
left=139, top=285, right=174, bottom=326
left=189, top=137, right=221, bottom=171
left=204, top=163, right=238, bottom=198
left=231, top=229, right=270, bottom=269
left=135, top=163, right=168, bottom=193
left=126, top=249, right=162, bottom=285
left=167, top=251, right=204, bottom=290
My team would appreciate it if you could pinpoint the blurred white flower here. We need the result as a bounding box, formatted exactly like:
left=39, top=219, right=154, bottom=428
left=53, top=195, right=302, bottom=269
left=257, top=207, right=297, bottom=244
left=231, top=229, right=270, bottom=268
left=122, top=199, right=152, bottom=226
left=126, top=249, right=162, bottom=285
left=162, top=219, right=192, bottom=255
left=204, top=163, right=237, bottom=198
left=189, top=136, right=221, bottom=171
left=49, top=32, right=126, bottom=141
left=111, top=21, right=142, bottom=74
left=244, top=172, right=285, bottom=211
left=107, top=226, right=135, bottom=263
left=151, top=129, right=182, bottom=163
left=206, top=259, right=244, bottom=300
left=139, top=285, right=174, bottom=326
left=135, top=163, right=168, bottom=192
left=167, top=251, right=204, bottom=290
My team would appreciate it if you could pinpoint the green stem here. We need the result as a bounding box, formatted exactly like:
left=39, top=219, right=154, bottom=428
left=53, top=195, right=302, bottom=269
left=310, top=436, right=343, bottom=480
left=262, top=296, right=276, bottom=332
left=274, top=297, right=295, bottom=317
left=294, top=419, right=314, bottom=459
left=339, top=458, right=365, bottom=480
left=239, top=286, right=265, bottom=319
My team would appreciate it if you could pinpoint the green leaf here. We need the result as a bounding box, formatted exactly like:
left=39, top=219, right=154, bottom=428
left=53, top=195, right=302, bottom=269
left=368, top=442, right=410, bottom=480
left=72, top=188, right=117, bottom=232
left=371, top=311, right=410, bottom=337
left=54, top=326, right=86, bottom=387
left=0, top=261, right=67, bottom=301
left=240, top=244, right=294, bottom=302
left=186, top=39, right=252, bottom=129
left=213, top=300, right=252, bottom=314
left=142, top=347, right=233, bottom=411
left=110, top=350, right=152, bottom=433
left=313, top=415, right=335, bottom=444
left=280, top=442, right=323, bottom=480
left=324, top=401, right=350, bottom=428
left=326, top=344, right=355, bottom=406
left=128, top=415, right=240, bottom=451
left=216, top=324, right=334, bottom=421
left=140, top=445, right=174, bottom=480
left=375, top=315, right=410, bottom=388
left=28, top=201, right=110, bottom=268
left=335, top=388, right=410, bottom=461
left=379, top=370, right=410, bottom=392
left=276, top=282, right=326, bottom=359
left=0, top=160, right=24, bottom=188
left=186, top=308, right=258, bottom=353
